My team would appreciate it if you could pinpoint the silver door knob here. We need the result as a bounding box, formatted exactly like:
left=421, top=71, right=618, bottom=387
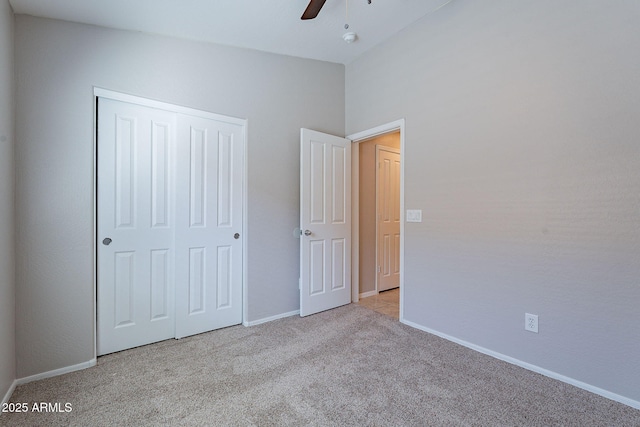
left=234, top=233, right=240, bottom=239
left=102, top=238, right=112, bottom=246
left=304, top=230, right=312, bottom=236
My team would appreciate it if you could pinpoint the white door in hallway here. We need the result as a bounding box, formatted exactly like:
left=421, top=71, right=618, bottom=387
left=299, top=128, right=352, bottom=316
left=376, top=146, right=400, bottom=292
left=97, top=96, right=244, bottom=355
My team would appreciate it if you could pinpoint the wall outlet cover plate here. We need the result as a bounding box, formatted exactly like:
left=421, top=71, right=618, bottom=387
left=406, top=209, right=422, bottom=222
left=525, top=313, right=539, bottom=333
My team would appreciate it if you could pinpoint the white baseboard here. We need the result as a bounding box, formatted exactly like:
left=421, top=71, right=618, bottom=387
left=1, top=379, right=17, bottom=406
left=244, top=310, right=300, bottom=327
left=400, top=319, right=640, bottom=411
left=16, top=359, right=97, bottom=386
left=2, top=359, right=96, bottom=407
left=359, top=290, right=378, bottom=299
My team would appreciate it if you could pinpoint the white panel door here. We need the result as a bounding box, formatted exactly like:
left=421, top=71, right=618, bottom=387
left=300, top=128, right=351, bottom=316
left=174, top=114, right=243, bottom=338
left=97, top=98, right=177, bottom=355
left=98, top=95, right=244, bottom=354
left=376, top=146, right=401, bottom=292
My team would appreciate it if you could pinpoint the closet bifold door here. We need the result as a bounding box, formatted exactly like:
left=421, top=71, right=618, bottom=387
left=97, top=96, right=244, bottom=355
left=97, top=98, right=177, bottom=355
left=173, top=113, right=243, bottom=339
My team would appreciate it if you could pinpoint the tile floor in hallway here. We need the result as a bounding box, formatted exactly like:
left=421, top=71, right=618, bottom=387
left=356, top=288, right=399, bottom=319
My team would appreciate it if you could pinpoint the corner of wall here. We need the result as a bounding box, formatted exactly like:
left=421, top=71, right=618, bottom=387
left=0, top=0, right=17, bottom=405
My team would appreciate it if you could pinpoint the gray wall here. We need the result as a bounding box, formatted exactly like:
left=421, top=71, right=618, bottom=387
left=14, top=16, right=344, bottom=378
left=346, top=0, right=640, bottom=403
left=0, top=0, right=15, bottom=402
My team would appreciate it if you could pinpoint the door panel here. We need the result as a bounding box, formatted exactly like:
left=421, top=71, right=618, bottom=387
left=300, top=129, right=351, bottom=316
left=331, top=238, right=346, bottom=290
left=151, top=122, right=171, bottom=228
left=150, top=249, right=170, bottom=320
left=377, top=146, right=401, bottom=292
left=97, top=99, right=177, bottom=355
left=174, top=114, right=243, bottom=338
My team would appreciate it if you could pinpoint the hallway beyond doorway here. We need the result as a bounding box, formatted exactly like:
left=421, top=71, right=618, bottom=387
left=356, top=288, right=399, bottom=319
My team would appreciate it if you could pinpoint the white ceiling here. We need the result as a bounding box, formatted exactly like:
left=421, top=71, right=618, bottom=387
left=8, top=0, right=453, bottom=64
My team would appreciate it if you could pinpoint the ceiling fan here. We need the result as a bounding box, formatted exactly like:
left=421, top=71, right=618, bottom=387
left=301, top=0, right=371, bottom=20
left=301, top=0, right=328, bottom=20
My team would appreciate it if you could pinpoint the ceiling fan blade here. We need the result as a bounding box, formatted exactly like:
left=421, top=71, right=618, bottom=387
left=301, top=0, right=327, bottom=20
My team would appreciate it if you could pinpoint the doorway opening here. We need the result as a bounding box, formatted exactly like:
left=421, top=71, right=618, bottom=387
left=348, top=120, right=405, bottom=321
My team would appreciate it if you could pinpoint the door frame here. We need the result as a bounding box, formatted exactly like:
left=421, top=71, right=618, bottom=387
left=92, top=87, right=249, bottom=357
left=347, top=119, right=405, bottom=321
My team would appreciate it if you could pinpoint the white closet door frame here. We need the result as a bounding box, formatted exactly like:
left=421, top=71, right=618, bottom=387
left=92, top=87, right=249, bottom=356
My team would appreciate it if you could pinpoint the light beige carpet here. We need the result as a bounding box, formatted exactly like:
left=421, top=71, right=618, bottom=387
left=2, top=304, right=639, bottom=426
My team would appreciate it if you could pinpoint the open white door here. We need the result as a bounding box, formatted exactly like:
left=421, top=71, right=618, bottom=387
left=300, top=128, right=352, bottom=316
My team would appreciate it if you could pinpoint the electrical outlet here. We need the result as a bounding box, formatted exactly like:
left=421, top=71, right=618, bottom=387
left=525, top=313, right=538, bottom=333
